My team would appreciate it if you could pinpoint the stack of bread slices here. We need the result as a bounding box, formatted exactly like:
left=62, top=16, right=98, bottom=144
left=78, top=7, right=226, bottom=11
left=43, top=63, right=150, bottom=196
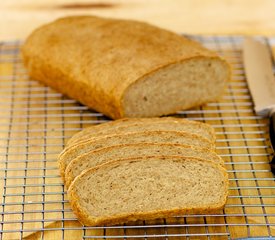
left=58, top=117, right=228, bottom=226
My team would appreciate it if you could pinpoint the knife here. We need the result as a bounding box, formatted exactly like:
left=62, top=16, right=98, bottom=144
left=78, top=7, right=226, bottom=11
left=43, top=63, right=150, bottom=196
left=243, top=37, right=275, bottom=174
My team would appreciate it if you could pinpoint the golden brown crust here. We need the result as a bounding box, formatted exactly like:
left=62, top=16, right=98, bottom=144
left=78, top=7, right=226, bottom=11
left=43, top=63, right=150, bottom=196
left=22, top=16, right=229, bottom=119
left=67, top=156, right=228, bottom=226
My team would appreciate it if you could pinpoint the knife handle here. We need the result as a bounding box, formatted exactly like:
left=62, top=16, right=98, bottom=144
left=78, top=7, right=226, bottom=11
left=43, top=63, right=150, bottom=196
left=269, top=111, right=275, bottom=174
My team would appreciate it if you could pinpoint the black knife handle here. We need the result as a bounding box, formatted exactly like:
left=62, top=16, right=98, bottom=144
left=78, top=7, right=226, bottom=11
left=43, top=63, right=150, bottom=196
left=269, top=111, right=275, bottom=174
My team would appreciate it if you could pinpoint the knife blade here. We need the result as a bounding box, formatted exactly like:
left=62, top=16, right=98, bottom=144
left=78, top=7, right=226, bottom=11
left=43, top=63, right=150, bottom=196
left=243, top=37, right=275, bottom=174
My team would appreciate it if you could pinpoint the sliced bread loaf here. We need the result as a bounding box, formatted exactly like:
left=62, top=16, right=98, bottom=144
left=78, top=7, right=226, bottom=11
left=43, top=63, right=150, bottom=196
left=58, top=130, right=214, bottom=181
left=67, top=156, right=228, bottom=226
left=65, top=143, right=223, bottom=188
left=67, top=117, right=215, bottom=147
left=22, top=16, right=230, bottom=119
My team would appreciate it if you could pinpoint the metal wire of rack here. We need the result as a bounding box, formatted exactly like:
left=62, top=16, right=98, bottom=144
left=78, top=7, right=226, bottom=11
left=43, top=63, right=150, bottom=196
left=0, top=36, right=275, bottom=240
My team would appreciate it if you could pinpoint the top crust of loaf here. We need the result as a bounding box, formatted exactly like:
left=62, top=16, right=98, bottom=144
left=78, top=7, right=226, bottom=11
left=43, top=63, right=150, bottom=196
left=22, top=16, right=230, bottom=119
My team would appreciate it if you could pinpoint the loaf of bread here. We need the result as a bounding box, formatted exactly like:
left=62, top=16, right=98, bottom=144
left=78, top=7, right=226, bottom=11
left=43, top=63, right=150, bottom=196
left=22, top=16, right=230, bottom=119
left=66, top=117, right=215, bottom=147
left=65, top=143, right=223, bottom=188
left=67, top=156, right=228, bottom=226
left=59, top=117, right=228, bottom=225
left=58, top=130, right=214, bottom=182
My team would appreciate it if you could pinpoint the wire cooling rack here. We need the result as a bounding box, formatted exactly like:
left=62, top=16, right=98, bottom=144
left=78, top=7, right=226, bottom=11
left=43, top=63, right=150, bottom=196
left=0, top=36, right=275, bottom=240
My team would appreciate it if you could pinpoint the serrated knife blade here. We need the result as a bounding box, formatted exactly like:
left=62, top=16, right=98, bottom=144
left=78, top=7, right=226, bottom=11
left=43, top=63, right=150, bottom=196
left=243, top=37, right=275, bottom=116
left=243, top=37, right=275, bottom=174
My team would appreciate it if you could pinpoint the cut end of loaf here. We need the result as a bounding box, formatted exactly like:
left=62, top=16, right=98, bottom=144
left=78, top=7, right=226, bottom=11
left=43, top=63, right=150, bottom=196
left=122, top=58, right=230, bottom=118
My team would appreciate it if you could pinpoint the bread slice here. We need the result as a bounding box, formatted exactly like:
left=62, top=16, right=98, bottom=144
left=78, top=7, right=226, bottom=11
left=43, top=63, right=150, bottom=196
left=67, top=118, right=140, bottom=146
left=67, top=117, right=215, bottom=147
left=22, top=16, right=230, bottom=119
left=65, top=143, right=223, bottom=188
left=67, top=156, right=228, bottom=226
left=58, top=130, right=214, bottom=181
